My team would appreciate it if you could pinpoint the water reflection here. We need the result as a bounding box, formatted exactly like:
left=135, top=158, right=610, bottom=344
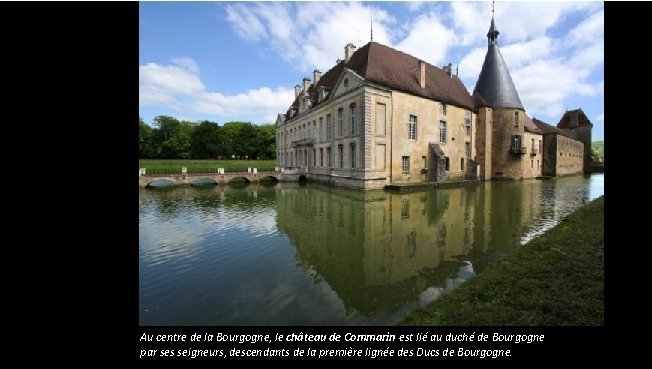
left=139, top=175, right=604, bottom=325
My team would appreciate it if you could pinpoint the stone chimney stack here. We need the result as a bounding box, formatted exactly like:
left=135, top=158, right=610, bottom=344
left=294, top=84, right=301, bottom=98
left=313, top=70, right=322, bottom=85
left=443, top=63, right=453, bottom=77
left=344, top=43, right=357, bottom=63
left=302, top=77, right=311, bottom=92
left=419, top=60, right=426, bottom=88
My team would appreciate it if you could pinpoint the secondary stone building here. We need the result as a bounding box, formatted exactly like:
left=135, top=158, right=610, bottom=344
left=275, top=15, right=590, bottom=189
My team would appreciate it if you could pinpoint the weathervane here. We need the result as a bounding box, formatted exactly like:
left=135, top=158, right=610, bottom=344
left=370, top=9, right=374, bottom=42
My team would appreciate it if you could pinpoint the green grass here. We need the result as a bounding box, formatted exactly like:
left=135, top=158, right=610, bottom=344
left=400, top=195, right=604, bottom=326
left=139, top=159, right=276, bottom=172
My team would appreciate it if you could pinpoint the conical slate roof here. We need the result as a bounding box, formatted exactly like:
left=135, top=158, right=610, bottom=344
left=473, top=17, right=524, bottom=110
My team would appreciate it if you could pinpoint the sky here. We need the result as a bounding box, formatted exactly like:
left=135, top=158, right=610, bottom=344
left=139, top=1, right=604, bottom=141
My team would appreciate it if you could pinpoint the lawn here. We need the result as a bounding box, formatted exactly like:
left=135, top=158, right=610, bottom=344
left=139, top=159, right=276, bottom=173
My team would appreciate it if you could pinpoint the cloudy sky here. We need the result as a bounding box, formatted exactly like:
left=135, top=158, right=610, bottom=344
left=140, top=1, right=604, bottom=141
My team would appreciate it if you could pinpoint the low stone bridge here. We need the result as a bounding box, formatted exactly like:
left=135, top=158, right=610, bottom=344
left=139, top=170, right=306, bottom=188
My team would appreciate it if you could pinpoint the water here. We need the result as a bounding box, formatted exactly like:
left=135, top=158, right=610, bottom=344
left=139, top=174, right=604, bottom=325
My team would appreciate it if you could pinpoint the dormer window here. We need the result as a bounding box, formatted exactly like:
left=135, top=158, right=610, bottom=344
left=343, top=78, right=349, bottom=88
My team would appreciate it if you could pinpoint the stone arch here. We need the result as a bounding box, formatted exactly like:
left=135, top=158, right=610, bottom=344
left=146, top=178, right=178, bottom=188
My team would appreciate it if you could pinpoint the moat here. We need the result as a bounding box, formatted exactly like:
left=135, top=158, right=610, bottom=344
left=139, top=174, right=604, bottom=325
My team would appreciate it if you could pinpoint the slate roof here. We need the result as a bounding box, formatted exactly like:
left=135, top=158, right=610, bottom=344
left=284, top=41, right=475, bottom=121
left=557, top=109, right=593, bottom=129
left=473, top=17, right=524, bottom=110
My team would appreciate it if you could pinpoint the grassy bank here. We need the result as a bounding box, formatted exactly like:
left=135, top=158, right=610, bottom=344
left=139, top=159, right=276, bottom=172
left=401, top=195, right=604, bottom=326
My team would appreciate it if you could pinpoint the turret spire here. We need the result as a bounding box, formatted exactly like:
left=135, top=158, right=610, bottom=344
left=487, top=2, right=499, bottom=46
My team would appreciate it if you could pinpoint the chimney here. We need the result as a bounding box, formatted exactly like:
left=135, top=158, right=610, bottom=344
left=344, top=43, right=357, bottom=63
left=419, top=60, right=426, bottom=88
left=294, top=84, right=301, bottom=98
left=445, top=63, right=453, bottom=77
left=313, top=70, right=322, bottom=85
left=302, top=77, right=311, bottom=92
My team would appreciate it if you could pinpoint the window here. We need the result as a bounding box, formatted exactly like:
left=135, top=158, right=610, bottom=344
left=511, top=135, right=522, bottom=150
left=421, top=156, right=427, bottom=169
left=531, top=159, right=534, bottom=169
left=313, top=149, right=316, bottom=167
left=440, top=103, right=447, bottom=116
left=338, top=144, right=344, bottom=168
left=445, top=157, right=450, bottom=171
left=320, top=148, right=323, bottom=167
left=350, top=103, right=356, bottom=135
left=337, top=108, right=343, bottom=137
left=401, top=200, right=409, bottom=218
left=539, top=140, right=542, bottom=154
left=350, top=143, right=356, bottom=168
left=343, top=78, right=349, bottom=88
left=439, top=121, right=447, bottom=144
left=402, top=156, right=410, bottom=173
left=464, top=142, right=471, bottom=158
left=464, top=111, right=471, bottom=136
left=319, top=119, right=323, bottom=141
left=514, top=112, right=519, bottom=127
left=537, top=159, right=539, bottom=169
left=407, top=115, right=417, bottom=140
left=406, top=231, right=417, bottom=257
left=461, top=158, right=465, bottom=171
left=327, top=147, right=332, bottom=167
left=327, top=114, right=333, bottom=139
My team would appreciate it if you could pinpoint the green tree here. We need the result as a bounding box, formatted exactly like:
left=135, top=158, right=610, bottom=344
left=139, top=117, right=155, bottom=158
left=191, top=121, right=222, bottom=159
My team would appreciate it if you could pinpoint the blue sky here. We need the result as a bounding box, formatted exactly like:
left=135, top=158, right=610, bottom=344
left=140, top=1, right=604, bottom=141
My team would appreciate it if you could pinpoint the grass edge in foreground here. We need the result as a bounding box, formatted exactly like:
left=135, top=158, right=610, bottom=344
left=400, top=195, right=604, bottom=326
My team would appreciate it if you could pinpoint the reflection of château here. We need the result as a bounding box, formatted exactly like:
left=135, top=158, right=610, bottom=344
left=274, top=181, right=546, bottom=316
left=275, top=11, right=591, bottom=189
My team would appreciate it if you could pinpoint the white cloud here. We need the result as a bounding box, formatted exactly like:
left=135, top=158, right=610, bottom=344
left=496, top=2, right=595, bottom=43
left=567, top=8, right=604, bottom=47
left=406, top=2, right=423, bottom=12
left=511, top=59, right=602, bottom=118
left=224, top=2, right=395, bottom=73
left=225, top=3, right=267, bottom=41
left=501, top=37, right=557, bottom=69
left=140, top=57, right=292, bottom=123
left=171, top=57, right=199, bottom=74
left=596, top=114, right=604, bottom=123
left=449, top=1, right=490, bottom=46
left=395, top=12, right=456, bottom=66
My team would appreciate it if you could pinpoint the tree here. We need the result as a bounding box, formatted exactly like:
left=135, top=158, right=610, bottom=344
left=139, top=117, right=155, bottom=158
left=191, top=121, right=222, bottom=159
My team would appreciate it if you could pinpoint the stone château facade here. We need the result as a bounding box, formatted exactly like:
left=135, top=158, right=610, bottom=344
left=275, top=15, right=591, bottom=190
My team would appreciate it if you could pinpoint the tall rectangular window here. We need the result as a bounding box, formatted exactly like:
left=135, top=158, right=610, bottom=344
left=440, top=103, right=447, bottom=116
left=338, top=144, right=344, bottom=168
left=313, top=149, right=316, bottom=166
left=402, top=156, right=410, bottom=174
left=465, top=111, right=471, bottom=136
left=318, top=118, right=322, bottom=140
left=514, top=111, right=519, bottom=127
left=531, top=159, right=534, bottom=169
left=439, top=121, right=447, bottom=144
left=350, top=103, right=356, bottom=135
left=408, top=115, right=417, bottom=140
left=320, top=148, right=323, bottom=167
left=337, top=108, right=343, bottom=137
left=375, top=103, right=386, bottom=136
left=327, top=147, right=331, bottom=167
left=350, top=143, right=356, bottom=168
left=421, top=155, right=426, bottom=169
left=531, top=138, right=535, bottom=152
left=537, top=159, right=539, bottom=169
left=465, top=142, right=471, bottom=158
left=539, top=140, right=542, bottom=154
